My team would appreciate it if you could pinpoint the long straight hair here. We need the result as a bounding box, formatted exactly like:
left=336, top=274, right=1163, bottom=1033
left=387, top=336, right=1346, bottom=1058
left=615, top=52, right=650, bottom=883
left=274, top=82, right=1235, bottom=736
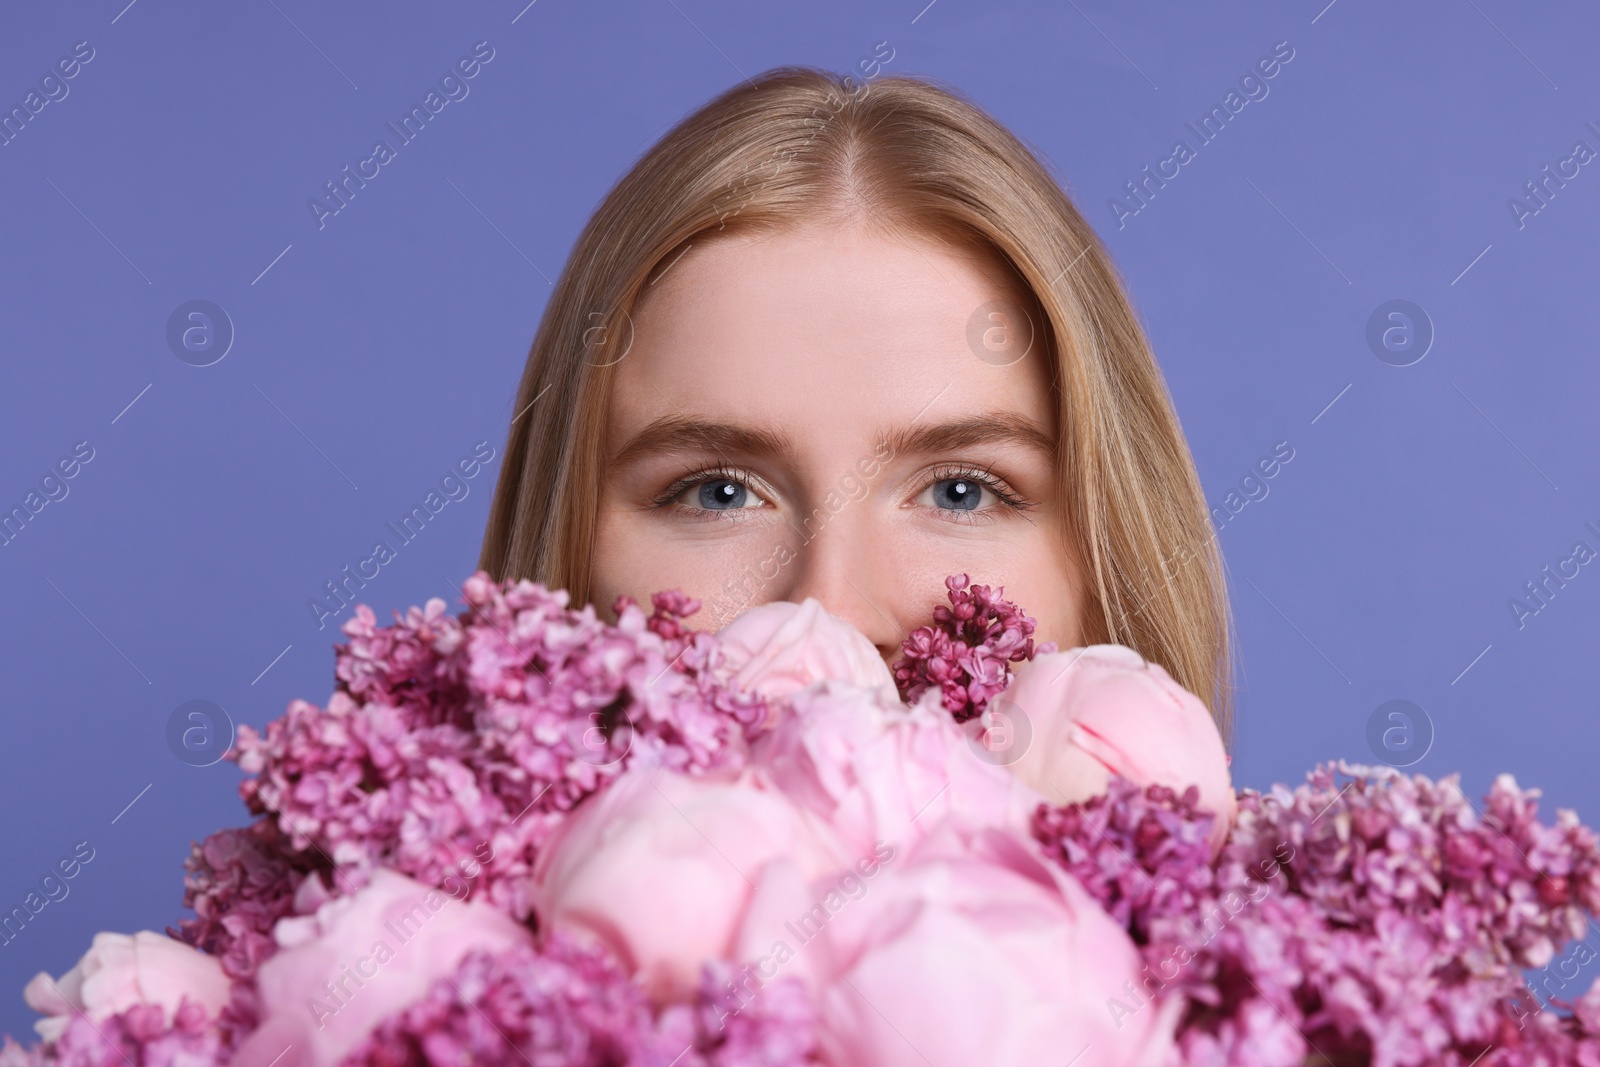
left=477, top=66, right=1236, bottom=744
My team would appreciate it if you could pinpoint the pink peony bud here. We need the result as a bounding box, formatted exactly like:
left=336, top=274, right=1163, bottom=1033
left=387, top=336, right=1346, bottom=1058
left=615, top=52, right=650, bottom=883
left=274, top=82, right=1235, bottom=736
left=529, top=765, right=850, bottom=1005
left=753, top=680, right=1044, bottom=860
left=797, top=821, right=1183, bottom=1067
left=229, top=868, right=534, bottom=1067
left=715, top=598, right=897, bottom=703
left=1003, top=645, right=1236, bottom=855
left=23, top=930, right=232, bottom=1044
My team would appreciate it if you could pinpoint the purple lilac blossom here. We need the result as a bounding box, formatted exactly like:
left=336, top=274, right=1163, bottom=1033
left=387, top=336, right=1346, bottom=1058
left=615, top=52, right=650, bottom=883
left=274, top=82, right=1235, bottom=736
left=340, top=939, right=819, bottom=1067
left=176, top=573, right=766, bottom=977
left=14, top=570, right=1600, bottom=1067
left=891, top=572, right=1054, bottom=722
left=1033, top=764, right=1600, bottom=1067
left=0, top=1000, right=226, bottom=1067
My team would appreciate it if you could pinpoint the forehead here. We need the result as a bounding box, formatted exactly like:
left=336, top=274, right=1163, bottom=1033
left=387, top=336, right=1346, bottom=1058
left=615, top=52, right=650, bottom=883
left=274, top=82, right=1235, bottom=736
left=610, top=222, right=1053, bottom=440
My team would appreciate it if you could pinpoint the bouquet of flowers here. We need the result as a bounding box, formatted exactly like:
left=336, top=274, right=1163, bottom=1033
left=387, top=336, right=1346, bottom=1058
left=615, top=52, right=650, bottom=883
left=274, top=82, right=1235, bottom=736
left=6, top=571, right=1600, bottom=1067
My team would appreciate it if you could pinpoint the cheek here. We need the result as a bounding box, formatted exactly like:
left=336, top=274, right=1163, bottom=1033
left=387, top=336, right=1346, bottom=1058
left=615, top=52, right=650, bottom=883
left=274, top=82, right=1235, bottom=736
left=589, top=505, right=658, bottom=621
left=876, top=525, right=1083, bottom=651
left=1034, top=566, right=1083, bottom=648
left=987, top=558, right=1081, bottom=650
left=589, top=504, right=798, bottom=628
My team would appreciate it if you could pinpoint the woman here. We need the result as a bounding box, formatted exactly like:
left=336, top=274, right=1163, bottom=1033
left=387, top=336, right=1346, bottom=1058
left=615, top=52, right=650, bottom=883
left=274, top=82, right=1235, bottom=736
left=477, top=65, right=1234, bottom=742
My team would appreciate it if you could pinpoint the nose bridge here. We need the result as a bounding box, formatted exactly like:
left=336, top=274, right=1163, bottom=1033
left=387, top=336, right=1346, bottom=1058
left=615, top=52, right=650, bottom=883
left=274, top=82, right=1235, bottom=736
left=779, top=505, right=901, bottom=656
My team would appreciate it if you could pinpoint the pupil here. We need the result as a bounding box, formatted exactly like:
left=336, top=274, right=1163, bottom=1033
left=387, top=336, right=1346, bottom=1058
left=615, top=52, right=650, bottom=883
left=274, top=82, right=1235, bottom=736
left=699, top=480, right=746, bottom=509
left=938, top=479, right=980, bottom=511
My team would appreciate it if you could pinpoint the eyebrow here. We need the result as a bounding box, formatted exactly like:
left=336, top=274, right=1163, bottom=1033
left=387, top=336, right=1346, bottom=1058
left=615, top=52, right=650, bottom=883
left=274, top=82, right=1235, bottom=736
left=879, top=412, right=1057, bottom=462
left=608, top=411, right=1056, bottom=468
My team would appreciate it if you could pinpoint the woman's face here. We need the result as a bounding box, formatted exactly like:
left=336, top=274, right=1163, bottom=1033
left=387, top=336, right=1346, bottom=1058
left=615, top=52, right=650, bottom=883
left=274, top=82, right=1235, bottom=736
left=589, top=220, right=1083, bottom=664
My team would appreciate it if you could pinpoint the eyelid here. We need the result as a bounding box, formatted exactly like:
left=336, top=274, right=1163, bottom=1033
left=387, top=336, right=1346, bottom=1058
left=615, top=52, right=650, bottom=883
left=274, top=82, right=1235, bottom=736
left=648, top=461, right=1036, bottom=525
left=649, top=463, right=772, bottom=510
left=913, top=462, right=1034, bottom=513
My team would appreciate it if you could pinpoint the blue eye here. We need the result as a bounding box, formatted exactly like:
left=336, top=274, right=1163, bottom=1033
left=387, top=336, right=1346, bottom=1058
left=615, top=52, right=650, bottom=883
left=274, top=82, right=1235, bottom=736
left=652, top=466, right=770, bottom=517
left=911, top=467, right=1031, bottom=522
left=930, top=477, right=983, bottom=511
left=698, top=479, right=748, bottom=510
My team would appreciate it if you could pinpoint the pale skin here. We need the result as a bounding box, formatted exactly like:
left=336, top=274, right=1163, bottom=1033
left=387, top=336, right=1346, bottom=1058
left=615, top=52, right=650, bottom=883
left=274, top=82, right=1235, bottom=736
left=589, top=219, right=1084, bottom=667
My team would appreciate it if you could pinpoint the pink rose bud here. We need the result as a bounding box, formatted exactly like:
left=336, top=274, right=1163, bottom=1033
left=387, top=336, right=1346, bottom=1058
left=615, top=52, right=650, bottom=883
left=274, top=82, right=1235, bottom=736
left=230, top=868, right=534, bottom=1067
left=1004, top=645, right=1236, bottom=855
left=23, top=930, right=232, bottom=1044
left=530, top=765, right=850, bottom=1004
left=715, top=597, right=897, bottom=702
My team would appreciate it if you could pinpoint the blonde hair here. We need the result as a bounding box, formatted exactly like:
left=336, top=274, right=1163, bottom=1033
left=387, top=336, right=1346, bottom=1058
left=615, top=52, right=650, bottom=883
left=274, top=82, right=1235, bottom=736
left=477, top=66, right=1236, bottom=744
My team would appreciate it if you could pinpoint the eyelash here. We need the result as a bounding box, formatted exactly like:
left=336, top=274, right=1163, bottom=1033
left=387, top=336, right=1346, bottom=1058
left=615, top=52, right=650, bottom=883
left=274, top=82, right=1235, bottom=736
left=650, top=464, right=767, bottom=524
left=648, top=463, right=1036, bottom=525
left=921, top=463, right=1035, bottom=524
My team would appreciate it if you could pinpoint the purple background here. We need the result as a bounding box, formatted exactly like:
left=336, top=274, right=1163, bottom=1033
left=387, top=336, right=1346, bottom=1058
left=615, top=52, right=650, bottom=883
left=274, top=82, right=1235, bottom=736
left=2, top=0, right=1597, bottom=1038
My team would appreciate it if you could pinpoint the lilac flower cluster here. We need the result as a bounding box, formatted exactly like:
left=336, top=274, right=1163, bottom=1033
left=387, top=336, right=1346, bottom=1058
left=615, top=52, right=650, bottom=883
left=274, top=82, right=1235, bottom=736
left=177, top=574, right=767, bottom=976
left=891, top=573, right=1054, bottom=722
left=1033, top=763, right=1600, bottom=1067
left=344, top=937, right=645, bottom=1067
left=0, top=941, right=818, bottom=1067
left=682, top=961, right=819, bottom=1067
left=17, top=568, right=1600, bottom=1067
left=168, top=819, right=317, bottom=981
left=343, top=938, right=818, bottom=1067
left=0, top=1000, right=224, bottom=1067
left=1032, top=777, right=1218, bottom=941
